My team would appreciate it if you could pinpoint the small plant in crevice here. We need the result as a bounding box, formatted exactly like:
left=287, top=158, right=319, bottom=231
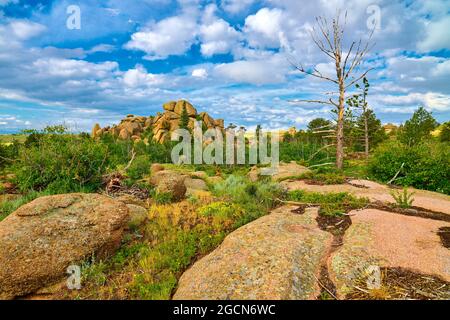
left=390, top=187, right=415, bottom=209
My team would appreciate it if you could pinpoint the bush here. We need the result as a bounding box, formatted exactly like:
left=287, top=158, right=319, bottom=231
left=369, top=140, right=450, bottom=194
left=288, top=190, right=369, bottom=216
left=12, top=127, right=111, bottom=193
left=126, top=155, right=151, bottom=181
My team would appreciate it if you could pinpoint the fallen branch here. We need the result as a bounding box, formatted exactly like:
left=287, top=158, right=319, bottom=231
left=387, top=162, right=405, bottom=185
left=312, top=273, right=339, bottom=300
left=123, top=148, right=136, bottom=172
left=276, top=198, right=316, bottom=206
left=307, top=162, right=335, bottom=169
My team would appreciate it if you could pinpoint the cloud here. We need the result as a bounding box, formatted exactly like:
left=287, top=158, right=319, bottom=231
left=122, top=65, right=164, bottom=87
left=199, top=4, right=241, bottom=57
left=376, top=92, right=450, bottom=112
left=191, top=68, right=208, bottom=78
left=221, top=0, right=256, bottom=14
left=214, top=53, right=289, bottom=85
left=244, top=8, right=285, bottom=49
left=417, top=16, right=450, bottom=52
left=124, top=14, right=197, bottom=60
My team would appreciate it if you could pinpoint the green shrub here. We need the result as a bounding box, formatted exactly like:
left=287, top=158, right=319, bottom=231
left=390, top=187, right=415, bottom=208
left=369, top=140, right=450, bottom=194
left=126, top=155, right=151, bottom=181
left=0, top=190, right=49, bottom=221
left=12, top=127, right=112, bottom=193
left=288, top=190, right=368, bottom=216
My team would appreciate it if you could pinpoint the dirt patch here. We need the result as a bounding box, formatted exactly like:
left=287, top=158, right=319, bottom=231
left=369, top=201, right=450, bottom=223
left=315, top=214, right=352, bottom=300
left=346, top=267, right=450, bottom=300
left=303, top=179, right=326, bottom=186
left=438, top=227, right=450, bottom=249
left=346, top=181, right=369, bottom=189
left=290, top=205, right=307, bottom=215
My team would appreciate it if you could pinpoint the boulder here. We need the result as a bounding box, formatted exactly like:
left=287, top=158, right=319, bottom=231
left=174, top=100, right=197, bottom=117
left=184, top=178, right=208, bottom=193
left=122, top=121, right=142, bottom=136
left=150, top=171, right=187, bottom=201
left=248, top=166, right=259, bottom=182
left=119, top=128, right=130, bottom=140
left=91, top=123, right=101, bottom=138
left=173, top=206, right=333, bottom=300
left=329, top=209, right=450, bottom=298
left=126, top=204, right=148, bottom=229
left=0, top=193, right=130, bottom=299
left=200, top=112, right=215, bottom=128
left=144, top=117, right=153, bottom=128
left=163, top=101, right=177, bottom=112
left=271, top=161, right=310, bottom=181
left=151, top=163, right=165, bottom=174
left=190, top=171, right=208, bottom=179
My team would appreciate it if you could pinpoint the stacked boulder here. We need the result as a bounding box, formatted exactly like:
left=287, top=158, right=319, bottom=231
left=92, top=100, right=225, bottom=144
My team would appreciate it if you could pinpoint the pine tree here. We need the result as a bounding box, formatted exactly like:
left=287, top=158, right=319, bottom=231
left=179, top=105, right=189, bottom=131
left=399, top=107, right=438, bottom=146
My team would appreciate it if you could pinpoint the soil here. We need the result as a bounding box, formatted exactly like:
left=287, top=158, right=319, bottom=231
left=290, top=205, right=307, bottom=214
left=438, top=227, right=450, bottom=249
left=315, top=214, right=352, bottom=300
left=346, top=267, right=450, bottom=300
left=369, top=201, right=450, bottom=223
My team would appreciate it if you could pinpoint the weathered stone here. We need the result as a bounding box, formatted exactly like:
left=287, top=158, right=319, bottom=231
left=122, top=121, right=142, bottom=136
left=174, top=100, right=197, bottom=116
left=215, top=119, right=224, bottom=128
left=151, top=163, right=165, bottom=173
left=184, top=178, right=208, bottom=191
left=0, top=193, right=129, bottom=299
left=329, top=209, right=450, bottom=298
left=163, top=101, right=177, bottom=112
left=173, top=206, right=333, bottom=300
left=119, top=128, right=130, bottom=140
left=271, top=161, right=310, bottom=181
left=150, top=171, right=187, bottom=201
left=126, top=204, right=148, bottom=229
left=248, top=166, right=259, bottom=182
left=91, top=123, right=101, bottom=138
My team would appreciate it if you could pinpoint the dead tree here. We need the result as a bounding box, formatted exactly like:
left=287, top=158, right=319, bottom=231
left=289, top=11, right=374, bottom=169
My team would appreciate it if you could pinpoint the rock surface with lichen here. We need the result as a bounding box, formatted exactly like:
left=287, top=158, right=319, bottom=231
left=173, top=206, right=333, bottom=300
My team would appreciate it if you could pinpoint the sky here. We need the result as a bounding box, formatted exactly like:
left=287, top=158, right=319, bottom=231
left=0, top=0, right=449, bottom=133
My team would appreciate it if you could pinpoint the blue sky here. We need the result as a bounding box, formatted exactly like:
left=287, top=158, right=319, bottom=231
left=0, top=0, right=449, bottom=133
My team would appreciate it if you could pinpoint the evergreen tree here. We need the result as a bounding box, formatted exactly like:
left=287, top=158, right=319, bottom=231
left=399, top=107, right=438, bottom=146
left=179, top=105, right=189, bottom=131
left=439, top=122, right=450, bottom=142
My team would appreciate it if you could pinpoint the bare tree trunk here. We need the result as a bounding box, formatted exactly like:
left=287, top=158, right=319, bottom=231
left=336, top=78, right=345, bottom=169
left=288, top=12, right=374, bottom=170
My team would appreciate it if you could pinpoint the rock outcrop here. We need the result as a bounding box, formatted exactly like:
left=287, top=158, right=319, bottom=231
left=92, top=100, right=224, bottom=144
left=248, top=161, right=311, bottom=182
left=329, top=208, right=450, bottom=298
left=149, top=170, right=188, bottom=201
left=173, top=206, right=333, bottom=300
left=0, top=193, right=130, bottom=299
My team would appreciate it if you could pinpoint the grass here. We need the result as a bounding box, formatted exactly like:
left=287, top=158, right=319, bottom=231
left=287, top=190, right=369, bottom=216
left=69, top=175, right=283, bottom=300
left=0, top=190, right=50, bottom=221
left=0, top=134, right=27, bottom=144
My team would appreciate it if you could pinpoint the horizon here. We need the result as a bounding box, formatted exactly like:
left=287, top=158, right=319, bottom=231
left=1, top=0, right=450, bottom=133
